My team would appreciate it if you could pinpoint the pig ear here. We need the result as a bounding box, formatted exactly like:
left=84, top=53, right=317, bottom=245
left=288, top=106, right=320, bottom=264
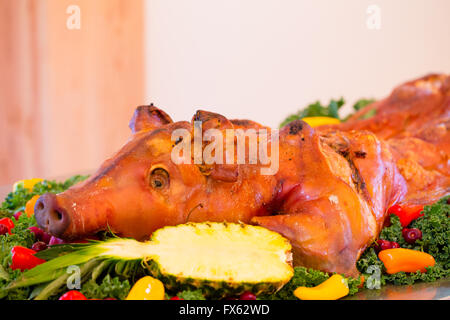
left=192, top=110, right=239, bottom=182
left=129, top=104, right=173, bottom=134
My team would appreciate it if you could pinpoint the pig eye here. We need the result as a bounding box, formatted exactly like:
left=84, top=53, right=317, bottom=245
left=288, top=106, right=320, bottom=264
left=150, top=168, right=169, bottom=189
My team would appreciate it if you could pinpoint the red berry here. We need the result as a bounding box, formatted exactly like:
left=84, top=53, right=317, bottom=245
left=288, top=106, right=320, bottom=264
left=13, top=211, right=23, bottom=220
left=375, top=239, right=400, bottom=252
left=170, top=296, right=183, bottom=300
left=41, top=231, right=52, bottom=244
left=31, top=241, right=48, bottom=252
left=28, top=226, right=44, bottom=240
left=0, top=224, right=8, bottom=236
left=402, top=228, right=422, bottom=244
left=239, top=292, right=257, bottom=300
left=59, top=290, right=87, bottom=300
left=375, top=239, right=391, bottom=252
left=390, top=242, right=400, bottom=248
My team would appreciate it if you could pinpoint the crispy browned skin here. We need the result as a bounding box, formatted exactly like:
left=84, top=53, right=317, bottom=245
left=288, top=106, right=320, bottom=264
left=35, top=74, right=450, bottom=277
left=322, top=74, right=450, bottom=205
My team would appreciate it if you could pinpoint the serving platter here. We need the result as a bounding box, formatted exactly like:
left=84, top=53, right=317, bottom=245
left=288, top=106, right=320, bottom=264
left=344, top=278, right=450, bottom=300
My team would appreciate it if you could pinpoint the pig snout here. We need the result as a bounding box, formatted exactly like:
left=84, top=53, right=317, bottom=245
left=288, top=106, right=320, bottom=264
left=34, top=193, right=70, bottom=237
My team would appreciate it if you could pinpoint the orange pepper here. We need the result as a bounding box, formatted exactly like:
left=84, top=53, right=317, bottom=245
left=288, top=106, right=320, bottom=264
left=357, top=275, right=365, bottom=289
left=25, top=195, right=41, bottom=217
left=378, top=248, right=435, bottom=274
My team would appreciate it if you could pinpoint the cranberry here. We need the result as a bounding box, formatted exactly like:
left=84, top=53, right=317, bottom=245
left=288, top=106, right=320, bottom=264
left=28, top=226, right=44, bottom=240
left=170, top=296, right=183, bottom=300
left=375, top=240, right=391, bottom=252
left=0, top=224, right=8, bottom=236
left=41, top=232, right=52, bottom=244
left=402, top=228, right=422, bottom=244
left=31, top=241, right=48, bottom=252
left=13, top=211, right=23, bottom=220
left=390, top=241, right=400, bottom=248
left=375, top=239, right=400, bottom=252
left=239, top=292, right=257, bottom=300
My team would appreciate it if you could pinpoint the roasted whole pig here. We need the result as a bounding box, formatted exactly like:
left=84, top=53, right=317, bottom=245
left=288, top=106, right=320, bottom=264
left=34, top=74, right=450, bottom=276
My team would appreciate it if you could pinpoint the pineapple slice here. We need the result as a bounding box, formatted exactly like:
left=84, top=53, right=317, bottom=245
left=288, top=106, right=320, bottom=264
left=10, top=222, right=294, bottom=299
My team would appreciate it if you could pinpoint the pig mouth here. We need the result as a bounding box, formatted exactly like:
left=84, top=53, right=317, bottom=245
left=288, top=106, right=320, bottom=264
left=35, top=193, right=71, bottom=238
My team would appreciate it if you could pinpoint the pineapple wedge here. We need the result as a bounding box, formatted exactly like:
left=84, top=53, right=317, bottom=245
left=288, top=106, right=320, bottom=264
left=10, top=222, right=294, bottom=298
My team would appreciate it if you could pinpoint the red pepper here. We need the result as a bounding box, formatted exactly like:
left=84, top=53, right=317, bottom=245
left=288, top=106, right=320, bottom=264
left=0, top=217, right=15, bottom=235
left=387, top=204, right=424, bottom=227
left=59, top=290, right=88, bottom=300
left=10, top=246, right=46, bottom=271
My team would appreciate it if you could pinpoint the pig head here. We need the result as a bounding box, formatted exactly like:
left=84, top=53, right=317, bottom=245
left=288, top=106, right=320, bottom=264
left=34, top=105, right=278, bottom=241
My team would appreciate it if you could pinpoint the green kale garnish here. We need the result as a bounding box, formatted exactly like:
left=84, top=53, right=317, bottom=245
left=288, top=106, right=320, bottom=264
left=353, top=99, right=375, bottom=111
left=81, top=275, right=131, bottom=300
left=176, top=289, right=206, bottom=300
left=0, top=175, right=89, bottom=300
left=358, top=196, right=449, bottom=286
left=1, top=175, right=88, bottom=213
left=280, top=97, right=377, bottom=127
left=342, top=98, right=376, bottom=121
left=280, top=98, right=345, bottom=128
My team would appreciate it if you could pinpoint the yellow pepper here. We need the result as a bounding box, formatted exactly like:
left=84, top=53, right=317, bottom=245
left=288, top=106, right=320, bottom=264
left=25, top=195, right=41, bottom=217
left=126, top=276, right=165, bottom=300
left=294, top=274, right=349, bottom=300
left=301, top=116, right=341, bottom=128
left=378, top=248, right=435, bottom=274
left=13, top=178, right=44, bottom=192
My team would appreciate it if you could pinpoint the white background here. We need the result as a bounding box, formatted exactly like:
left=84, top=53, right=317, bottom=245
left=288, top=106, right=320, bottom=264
left=144, top=0, right=450, bottom=128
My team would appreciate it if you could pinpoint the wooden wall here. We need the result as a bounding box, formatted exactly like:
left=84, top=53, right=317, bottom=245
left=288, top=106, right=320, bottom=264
left=0, top=0, right=145, bottom=185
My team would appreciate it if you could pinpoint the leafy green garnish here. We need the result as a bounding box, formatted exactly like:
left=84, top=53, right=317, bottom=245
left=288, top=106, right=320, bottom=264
left=358, top=108, right=377, bottom=120
left=81, top=275, right=131, bottom=300
left=280, top=97, right=377, bottom=127
left=1, top=175, right=88, bottom=213
left=342, top=98, right=376, bottom=121
left=353, top=99, right=375, bottom=111
left=280, top=98, right=345, bottom=128
left=358, top=196, right=449, bottom=286
left=176, top=289, right=207, bottom=300
left=0, top=175, right=89, bottom=300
